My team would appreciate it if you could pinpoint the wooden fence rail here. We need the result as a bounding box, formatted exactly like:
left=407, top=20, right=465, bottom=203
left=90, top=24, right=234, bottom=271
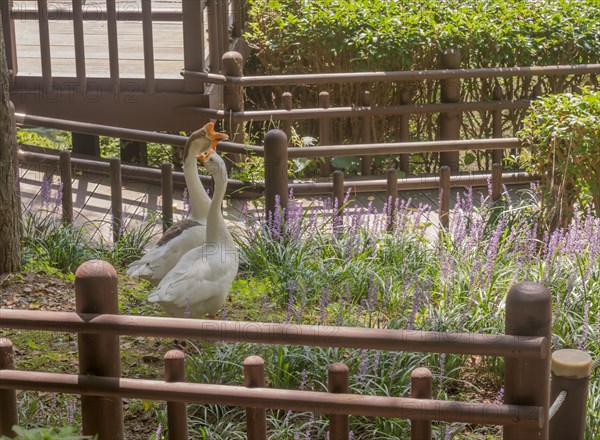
left=0, top=260, right=592, bottom=439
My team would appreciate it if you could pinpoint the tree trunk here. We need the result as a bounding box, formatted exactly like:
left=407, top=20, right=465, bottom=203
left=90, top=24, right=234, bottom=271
left=0, top=12, right=21, bottom=273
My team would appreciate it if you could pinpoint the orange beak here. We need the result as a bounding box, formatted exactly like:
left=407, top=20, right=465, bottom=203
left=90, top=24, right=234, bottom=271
left=205, top=122, right=229, bottom=149
left=196, top=148, right=215, bottom=165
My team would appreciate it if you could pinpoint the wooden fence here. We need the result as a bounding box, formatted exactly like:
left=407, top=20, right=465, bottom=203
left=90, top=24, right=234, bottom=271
left=181, top=51, right=600, bottom=175
left=0, top=261, right=593, bottom=439
left=4, top=0, right=245, bottom=131
left=15, top=110, right=536, bottom=242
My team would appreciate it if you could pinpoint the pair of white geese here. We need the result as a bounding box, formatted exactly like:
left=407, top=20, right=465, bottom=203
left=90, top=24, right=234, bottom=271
left=127, top=123, right=237, bottom=319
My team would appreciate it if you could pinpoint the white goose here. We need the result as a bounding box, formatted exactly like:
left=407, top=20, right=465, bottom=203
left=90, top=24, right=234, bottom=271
left=126, top=123, right=228, bottom=284
left=147, top=150, right=238, bottom=319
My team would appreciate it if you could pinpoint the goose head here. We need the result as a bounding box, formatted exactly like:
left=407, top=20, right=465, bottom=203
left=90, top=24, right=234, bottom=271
left=183, top=122, right=229, bottom=163
left=198, top=149, right=227, bottom=182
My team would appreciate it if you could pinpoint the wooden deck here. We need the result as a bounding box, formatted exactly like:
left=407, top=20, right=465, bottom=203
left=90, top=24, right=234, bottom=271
left=17, top=160, right=512, bottom=243
left=13, top=1, right=191, bottom=78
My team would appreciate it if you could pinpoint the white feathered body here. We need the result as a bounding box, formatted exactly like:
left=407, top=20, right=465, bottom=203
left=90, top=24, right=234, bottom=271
left=147, top=151, right=238, bottom=319
left=147, top=241, right=238, bottom=317
left=125, top=222, right=206, bottom=284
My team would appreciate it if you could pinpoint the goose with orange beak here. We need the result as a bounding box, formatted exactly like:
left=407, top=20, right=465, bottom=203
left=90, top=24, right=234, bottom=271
left=127, top=123, right=228, bottom=284
left=148, top=149, right=238, bottom=319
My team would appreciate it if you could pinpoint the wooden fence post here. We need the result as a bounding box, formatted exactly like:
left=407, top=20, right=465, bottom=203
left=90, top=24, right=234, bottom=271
left=491, top=85, right=503, bottom=164
left=410, top=367, right=432, bottom=440
left=161, top=163, right=173, bottom=232
left=59, top=150, right=73, bottom=224
left=109, top=157, right=122, bottom=243
left=399, top=87, right=411, bottom=174
left=319, top=91, right=332, bottom=176
left=75, top=260, right=124, bottom=439
left=222, top=51, right=244, bottom=167
left=439, top=49, right=461, bottom=173
left=217, top=0, right=229, bottom=67
left=206, top=0, right=220, bottom=73
left=164, top=350, right=188, bottom=440
left=328, top=363, right=349, bottom=440
left=386, top=168, right=398, bottom=232
left=491, top=163, right=503, bottom=203
left=0, top=338, right=17, bottom=438
left=504, top=282, right=551, bottom=440
left=549, top=349, right=592, bottom=440
left=244, top=356, right=267, bottom=440
left=281, top=92, right=293, bottom=142
left=360, top=90, right=372, bottom=175
left=72, top=133, right=100, bottom=157
left=182, top=0, right=205, bottom=93
left=264, top=129, right=289, bottom=221
left=439, top=166, right=450, bottom=230
left=120, top=140, right=147, bottom=165
left=232, top=0, right=243, bottom=38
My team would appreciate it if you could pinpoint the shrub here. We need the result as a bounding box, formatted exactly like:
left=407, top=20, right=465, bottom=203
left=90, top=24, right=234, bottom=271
left=518, top=89, right=600, bottom=230
left=245, top=0, right=600, bottom=168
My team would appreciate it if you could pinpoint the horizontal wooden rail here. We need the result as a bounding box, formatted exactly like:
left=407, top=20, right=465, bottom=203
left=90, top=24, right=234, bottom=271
left=287, top=138, right=522, bottom=159
left=289, top=171, right=535, bottom=195
left=179, top=99, right=532, bottom=121
left=15, top=113, right=261, bottom=156
left=0, top=309, right=547, bottom=358
left=11, top=8, right=184, bottom=22
left=18, top=149, right=262, bottom=197
left=0, top=370, right=544, bottom=427
left=181, top=63, right=600, bottom=86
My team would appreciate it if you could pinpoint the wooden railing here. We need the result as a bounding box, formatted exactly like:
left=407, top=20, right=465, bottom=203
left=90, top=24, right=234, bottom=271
left=182, top=52, right=600, bottom=175
left=5, top=0, right=245, bottom=131
left=0, top=260, right=593, bottom=439
left=15, top=111, right=536, bottom=243
left=0, top=259, right=556, bottom=439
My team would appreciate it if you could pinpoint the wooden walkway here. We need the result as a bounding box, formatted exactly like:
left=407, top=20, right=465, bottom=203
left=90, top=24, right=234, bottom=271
left=18, top=160, right=509, bottom=243
left=13, top=1, right=191, bottom=78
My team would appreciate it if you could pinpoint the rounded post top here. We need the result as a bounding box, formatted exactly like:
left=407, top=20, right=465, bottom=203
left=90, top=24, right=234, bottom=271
left=264, top=129, right=288, bottom=150
left=442, top=48, right=461, bottom=69
left=507, top=281, right=551, bottom=307
left=222, top=51, right=244, bottom=76
left=328, top=362, right=349, bottom=374
left=411, top=367, right=432, bottom=380
left=75, top=259, right=117, bottom=280
left=0, top=338, right=14, bottom=350
left=243, top=355, right=265, bottom=367
left=164, top=350, right=185, bottom=361
left=552, top=349, right=593, bottom=379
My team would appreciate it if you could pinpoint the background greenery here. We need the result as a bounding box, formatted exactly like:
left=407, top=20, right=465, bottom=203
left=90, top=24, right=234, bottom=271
left=244, top=0, right=600, bottom=172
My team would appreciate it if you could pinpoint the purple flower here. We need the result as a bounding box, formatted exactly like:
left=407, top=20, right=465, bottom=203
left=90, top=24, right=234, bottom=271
left=41, top=175, right=52, bottom=206
left=299, top=369, right=308, bottom=391
left=155, top=423, right=162, bottom=440
left=304, top=412, right=314, bottom=439
left=54, top=181, right=63, bottom=208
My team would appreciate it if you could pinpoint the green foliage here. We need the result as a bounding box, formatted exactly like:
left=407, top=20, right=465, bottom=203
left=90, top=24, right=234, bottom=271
left=245, top=0, right=600, bottom=170
left=20, top=209, right=160, bottom=274
left=247, top=0, right=600, bottom=73
left=0, top=426, right=94, bottom=440
left=21, top=212, right=98, bottom=273
left=518, top=89, right=600, bottom=230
